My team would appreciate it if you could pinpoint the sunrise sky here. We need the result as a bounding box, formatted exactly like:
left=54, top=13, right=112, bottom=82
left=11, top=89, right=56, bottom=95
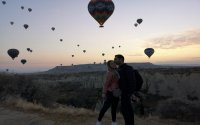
left=1, top=0, right=200, bottom=73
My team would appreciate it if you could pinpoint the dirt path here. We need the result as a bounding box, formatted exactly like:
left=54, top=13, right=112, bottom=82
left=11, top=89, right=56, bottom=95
left=0, top=106, right=198, bottom=125
left=0, top=107, right=54, bottom=125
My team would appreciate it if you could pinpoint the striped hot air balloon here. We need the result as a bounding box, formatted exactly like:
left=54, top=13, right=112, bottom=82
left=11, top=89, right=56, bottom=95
left=88, top=0, right=115, bottom=28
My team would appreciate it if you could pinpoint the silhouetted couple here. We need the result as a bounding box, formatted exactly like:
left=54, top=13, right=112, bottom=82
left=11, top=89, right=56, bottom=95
left=96, top=54, right=141, bottom=125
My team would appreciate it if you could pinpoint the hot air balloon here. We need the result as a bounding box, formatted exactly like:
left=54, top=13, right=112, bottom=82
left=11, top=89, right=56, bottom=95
left=10, top=21, right=14, bottom=25
left=112, top=46, right=114, bottom=49
left=119, top=45, right=121, bottom=48
left=72, top=55, right=74, bottom=57
left=21, top=6, right=24, bottom=10
left=21, top=59, right=27, bottom=65
left=144, top=48, right=154, bottom=58
left=134, top=23, right=138, bottom=27
left=51, top=27, right=55, bottom=31
left=60, top=39, right=63, bottom=42
left=103, top=59, right=107, bottom=65
left=77, top=44, right=80, bottom=47
left=7, top=49, right=19, bottom=60
left=137, top=18, right=143, bottom=24
left=27, top=48, right=30, bottom=51
left=23, top=24, right=29, bottom=29
left=83, top=50, right=86, bottom=53
left=88, top=0, right=115, bottom=28
left=93, top=62, right=96, bottom=64
left=28, top=8, right=32, bottom=12
left=2, top=1, right=6, bottom=5
left=29, top=50, right=33, bottom=52
left=102, top=53, right=105, bottom=56
left=6, top=69, right=9, bottom=72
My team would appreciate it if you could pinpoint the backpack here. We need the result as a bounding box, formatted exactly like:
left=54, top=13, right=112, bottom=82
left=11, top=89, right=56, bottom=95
left=134, top=70, right=143, bottom=91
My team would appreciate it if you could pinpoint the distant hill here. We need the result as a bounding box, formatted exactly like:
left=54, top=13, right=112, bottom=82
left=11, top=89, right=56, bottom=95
left=44, top=62, right=163, bottom=74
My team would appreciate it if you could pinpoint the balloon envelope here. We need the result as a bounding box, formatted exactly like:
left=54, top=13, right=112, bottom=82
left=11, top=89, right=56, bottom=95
left=10, top=21, right=14, bottom=25
left=28, top=8, right=32, bottom=12
left=88, top=0, right=115, bottom=27
left=134, top=23, right=138, bottom=27
left=21, top=59, right=27, bottom=64
left=24, top=24, right=29, bottom=29
left=2, top=1, right=6, bottom=5
left=137, top=18, right=143, bottom=24
left=51, top=27, right=55, bottom=31
left=21, top=6, right=24, bottom=10
left=7, top=49, right=19, bottom=60
left=144, top=48, right=154, bottom=58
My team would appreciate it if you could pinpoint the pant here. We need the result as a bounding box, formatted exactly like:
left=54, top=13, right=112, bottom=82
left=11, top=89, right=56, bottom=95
left=121, top=93, right=134, bottom=125
left=98, top=91, right=119, bottom=122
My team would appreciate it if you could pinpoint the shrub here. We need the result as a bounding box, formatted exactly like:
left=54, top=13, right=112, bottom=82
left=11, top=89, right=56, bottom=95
left=156, top=99, right=200, bottom=122
left=56, top=88, right=100, bottom=110
left=0, top=74, right=58, bottom=107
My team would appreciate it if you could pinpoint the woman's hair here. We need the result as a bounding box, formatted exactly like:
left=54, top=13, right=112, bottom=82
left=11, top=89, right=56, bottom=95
left=107, top=60, right=114, bottom=69
left=107, top=60, right=120, bottom=79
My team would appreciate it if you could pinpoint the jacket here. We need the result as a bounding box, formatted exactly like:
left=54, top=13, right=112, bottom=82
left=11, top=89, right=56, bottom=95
left=117, top=63, right=136, bottom=95
left=103, top=70, right=119, bottom=94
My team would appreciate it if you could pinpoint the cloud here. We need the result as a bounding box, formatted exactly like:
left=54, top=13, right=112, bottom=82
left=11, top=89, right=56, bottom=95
left=192, top=57, right=200, bottom=59
left=145, top=29, right=200, bottom=49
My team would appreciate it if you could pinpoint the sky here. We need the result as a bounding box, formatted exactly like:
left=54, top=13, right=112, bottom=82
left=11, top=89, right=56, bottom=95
left=0, top=0, right=200, bottom=73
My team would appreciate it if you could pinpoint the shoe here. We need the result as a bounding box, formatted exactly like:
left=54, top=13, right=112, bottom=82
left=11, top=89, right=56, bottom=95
left=111, top=122, right=117, bottom=125
left=96, top=121, right=101, bottom=125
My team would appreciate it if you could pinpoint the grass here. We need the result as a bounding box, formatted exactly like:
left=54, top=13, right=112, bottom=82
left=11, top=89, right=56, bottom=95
left=1, top=96, right=199, bottom=125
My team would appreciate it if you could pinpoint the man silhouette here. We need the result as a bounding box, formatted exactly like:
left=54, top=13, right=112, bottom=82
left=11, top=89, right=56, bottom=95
left=114, top=54, right=139, bottom=125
